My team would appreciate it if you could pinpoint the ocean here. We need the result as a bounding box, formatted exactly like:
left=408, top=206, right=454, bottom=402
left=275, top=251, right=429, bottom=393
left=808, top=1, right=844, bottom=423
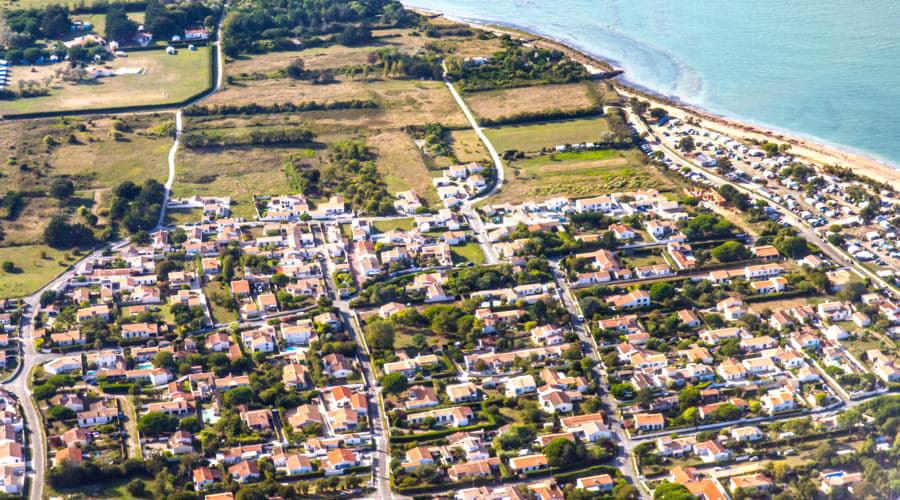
left=403, top=0, right=900, bottom=169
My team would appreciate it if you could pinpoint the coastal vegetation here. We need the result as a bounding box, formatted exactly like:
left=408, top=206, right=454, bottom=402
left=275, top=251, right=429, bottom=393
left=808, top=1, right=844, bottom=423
left=445, top=46, right=590, bottom=92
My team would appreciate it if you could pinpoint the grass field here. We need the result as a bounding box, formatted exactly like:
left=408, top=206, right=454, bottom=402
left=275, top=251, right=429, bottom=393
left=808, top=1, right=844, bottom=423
left=464, top=82, right=604, bottom=122
left=46, top=476, right=143, bottom=500
left=487, top=148, right=676, bottom=205
left=484, top=117, right=610, bottom=153
left=0, top=114, right=171, bottom=245
left=203, top=281, right=235, bottom=324
left=0, top=47, right=211, bottom=115
left=207, top=78, right=468, bottom=129
left=369, top=131, right=439, bottom=205
left=0, top=245, right=78, bottom=298
left=449, top=129, right=489, bottom=163
left=373, top=218, right=415, bottom=233
left=70, top=12, right=145, bottom=37
left=451, top=242, right=485, bottom=265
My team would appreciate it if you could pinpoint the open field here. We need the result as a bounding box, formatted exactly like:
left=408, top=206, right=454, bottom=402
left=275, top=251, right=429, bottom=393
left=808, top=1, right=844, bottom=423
left=50, top=128, right=171, bottom=188
left=486, top=148, right=676, bottom=204
left=0, top=114, right=172, bottom=244
left=373, top=218, right=415, bottom=233
left=464, top=82, right=604, bottom=121
left=449, top=128, right=489, bottom=163
left=174, top=142, right=333, bottom=218
left=70, top=12, right=145, bottom=37
left=225, top=27, right=504, bottom=77
left=369, top=131, right=439, bottom=205
left=452, top=242, right=486, bottom=265
left=0, top=47, right=211, bottom=115
left=484, top=116, right=610, bottom=152
left=0, top=245, right=79, bottom=298
left=206, top=78, right=468, bottom=129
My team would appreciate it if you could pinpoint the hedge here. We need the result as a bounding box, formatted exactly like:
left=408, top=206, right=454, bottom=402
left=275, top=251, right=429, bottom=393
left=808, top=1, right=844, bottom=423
left=99, top=382, right=137, bottom=394
left=479, top=107, right=604, bottom=128
left=184, top=99, right=378, bottom=117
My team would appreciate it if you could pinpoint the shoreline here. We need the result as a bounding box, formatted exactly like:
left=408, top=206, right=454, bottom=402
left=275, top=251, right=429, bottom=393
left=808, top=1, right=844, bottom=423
left=408, top=4, right=900, bottom=190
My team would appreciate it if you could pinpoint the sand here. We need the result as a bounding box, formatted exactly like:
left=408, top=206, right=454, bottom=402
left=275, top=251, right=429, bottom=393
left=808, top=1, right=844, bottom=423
left=416, top=9, right=900, bottom=191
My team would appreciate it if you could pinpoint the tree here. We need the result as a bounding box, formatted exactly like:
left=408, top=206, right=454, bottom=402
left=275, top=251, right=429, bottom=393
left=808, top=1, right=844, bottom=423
left=105, top=7, right=138, bottom=41
left=33, top=384, right=56, bottom=400
left=365, top=319, right=395, bottom=351
left=152, top=351, right=176, bottom=371
left=50, top=179, right=75, bottom=200
left=47, top=406, right=75, bottom=420
left=677, top=136, right=695, bottom=153
left=711, top=241, right=750, bottom=263
left=126, top=479, right=147, bottom=497
left=775, top=236, right=809, bottom=259
left=678, top=385, right=701, bottom=410
left=137, top=411, right=178, bottom=436
left=544, top=438, right=580, bottom=467
left=1, top=261, right=13, bottom=273
left=381, top=372, right=407, bottom=395
left=653, top=482, right=694, bottom=500
left=41, top=6, right=71, bottom=39
left=837, top=281, right=867, bottom=303
left=649, top=282, right=675, bottom=302
left=223, top=386, right=254, bottom=407
left=43, top=216, right=95, bottom=249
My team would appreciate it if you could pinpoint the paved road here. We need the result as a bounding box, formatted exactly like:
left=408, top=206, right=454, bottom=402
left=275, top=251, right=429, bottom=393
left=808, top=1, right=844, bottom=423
left=2, top=9, right=231, bottom=499
left=442, top=61, right=503, bottom=265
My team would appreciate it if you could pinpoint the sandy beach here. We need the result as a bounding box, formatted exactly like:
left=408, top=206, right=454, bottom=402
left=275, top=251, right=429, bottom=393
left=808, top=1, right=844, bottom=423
left=415, top=8, right=900, bottom=191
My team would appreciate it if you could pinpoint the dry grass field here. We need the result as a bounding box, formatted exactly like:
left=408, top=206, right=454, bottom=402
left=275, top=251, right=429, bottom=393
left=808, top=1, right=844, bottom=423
left=487, top=148, right=676, bottom=205
left=449, top=129, right=490, bottom=163
left=369, top=131, right=439, bottom=205
left=0, top=114, right=172, bottom=244
left=464, top=82, right=602, bottom=122
left=0, top=47, right=211, bottom=115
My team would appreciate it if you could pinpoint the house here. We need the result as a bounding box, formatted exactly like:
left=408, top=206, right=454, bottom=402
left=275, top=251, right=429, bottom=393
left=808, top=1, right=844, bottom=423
left=693, top=440, right=731, bottom=463
left=576, top=474, right=615, bottom=493
left=407, top=406, right=473, bottom=428
left=509, top=453, right=549, bottom=473
left=168, top=430, right=194, bottom=455
left=323, top=353, right=354, bottom=378
left=633, top=413, right=665, bottom=432
left=729, top=473, right=773, bottom=493
left=538, top=388, right=573, bottom=413
left=446, top=382, right=479, bottom=403
left=607, top=290, right=651, bottom=310
left=56, top=447, right=83, bottom=467
left=282, top=454, right=314, bottom=476
left=241, top=409, right=272, bottom=431
left=731, top=426, right=764, bottom=442
left=405, top=385, right=440, bottom=410
left=505, top=375, right=537, bottom=398
left=228, top=460, right=260, bottom=483
left=447, top=457, right=501, bottom=482
left=192, top=466, right=221, bottom=490
left=819, top=471, right=863, bottom=495
left=324, top=448, right=359, bottom=475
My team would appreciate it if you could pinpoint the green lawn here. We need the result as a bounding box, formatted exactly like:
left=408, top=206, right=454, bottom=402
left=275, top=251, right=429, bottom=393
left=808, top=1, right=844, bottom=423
left=46, top=476, right=144, bottom=500
left=163, top=208, right=202, bottom=226
left=373, top=218, right=415, bottom=233
left=203, top=280, right=236, bottom=324
left=1, top=47, right=211, bottom=115
left=0, top=245, right=79, bottom=298
left=483, top=117, right=610, bottom=153
left=451, top=242, right=485, bottom=265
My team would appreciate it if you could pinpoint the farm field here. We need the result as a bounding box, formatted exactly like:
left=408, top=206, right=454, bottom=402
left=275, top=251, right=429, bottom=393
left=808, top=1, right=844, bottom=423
left=464, top=82, right=607, bottom=122
left=0, top=47, right=211, bottom=115
left=483, top=116, right=610, bottom=153
left=487, top=148, right=676, bottom=204
left=0, top=245, right=79, bottom=299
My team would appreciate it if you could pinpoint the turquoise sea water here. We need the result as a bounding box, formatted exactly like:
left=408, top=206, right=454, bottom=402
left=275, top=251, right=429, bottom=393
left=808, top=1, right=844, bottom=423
left=403, top=0, right=900, bottom=169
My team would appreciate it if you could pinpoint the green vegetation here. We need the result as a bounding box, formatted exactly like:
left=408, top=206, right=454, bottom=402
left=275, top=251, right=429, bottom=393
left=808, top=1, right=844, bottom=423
left=446, top=46, right=588, bottom=91
left=484, top=117, right=610, bottom=153
left=451, top=242, right=485, bottom=265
